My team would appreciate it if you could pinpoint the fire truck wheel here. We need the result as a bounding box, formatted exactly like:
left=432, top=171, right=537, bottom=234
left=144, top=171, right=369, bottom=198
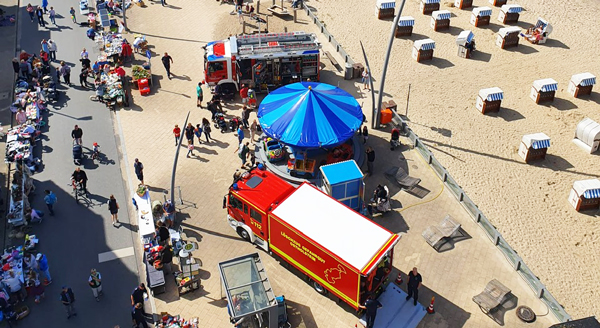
left=312, top=280, right=328, bottom=295
left=237, top=227, right=251, bottom=242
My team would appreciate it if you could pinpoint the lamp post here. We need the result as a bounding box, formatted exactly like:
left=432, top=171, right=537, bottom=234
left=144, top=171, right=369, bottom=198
left=171, top=111, right=190, bottom=206
left=374, top=0, right=407, bottom=129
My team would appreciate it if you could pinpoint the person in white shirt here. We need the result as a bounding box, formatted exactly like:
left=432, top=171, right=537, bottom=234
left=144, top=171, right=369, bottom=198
left=80, top=48, right=89, bottom=60
left=48, top=39, right=57, bottom=61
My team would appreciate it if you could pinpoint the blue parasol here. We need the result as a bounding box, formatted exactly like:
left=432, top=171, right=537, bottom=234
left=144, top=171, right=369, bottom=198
left=257, top=82, right=363, bottom=148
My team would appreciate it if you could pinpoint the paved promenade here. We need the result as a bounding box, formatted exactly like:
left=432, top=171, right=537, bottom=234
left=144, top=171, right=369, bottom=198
left=117, top=1, right=557, bottom=328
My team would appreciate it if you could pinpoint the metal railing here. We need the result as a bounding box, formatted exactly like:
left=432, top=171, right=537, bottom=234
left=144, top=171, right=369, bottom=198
left=303, top=5, right=355, bottom=65
left=404, top=119, right=571, bottom=322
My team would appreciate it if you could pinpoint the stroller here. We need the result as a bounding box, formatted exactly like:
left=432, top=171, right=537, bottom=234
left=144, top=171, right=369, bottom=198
left=390, top=127, right=401, bottom=150
left=72, top=142, right=84, bottom=165
left=213, top=113, right=228, bottom=133
left=229, top=117, right=241, bottom=132
left=41, top=75, right=59, bottom=102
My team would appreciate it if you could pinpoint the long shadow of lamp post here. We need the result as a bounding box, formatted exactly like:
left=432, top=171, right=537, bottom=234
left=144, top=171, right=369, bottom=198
left=365, top=0, right=407, bottom=129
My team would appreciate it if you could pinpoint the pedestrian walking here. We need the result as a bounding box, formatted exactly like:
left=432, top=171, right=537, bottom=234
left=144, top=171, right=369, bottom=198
left=59, top=61, right=71, bottom=85
left=134, top=158, right=144, bottom=185
left=239, top=84, right=249, bottom=104
left=130, top=283, right=149, bottom=316
left=362, top=126, right=369, bottom=144
left=172, top=124, right=181, bottom=146
left=69, top=7, right=76, bottom=23
left=366, top=146, right=375, bottom=176
left=60, top=286, right=77, bottom=319
left=247, top=85, right=257, bottom=109
left=405, top=267, right=422, bottom=306
left=36, top=253, right=52, bottom=285
left=26, top=4, right=35, bottom=22
left=80, top=48, right=89, bottom=60
left=35, top=6, right=45, bottom=27
left=42, top=0, right=48, bottom=13
left=161, top=52, right=173, bottom=79
left=241, top=106, right=250, bottom=129
left=48, top=39, right=57, bottom=61
left=250, top=119, right=258, bottom=141
left=196, top=82, right=203, bottom=108
left=202, top=118, right=212, bottom=142
left=236, top=5, right=244, bottom=24
left=362, top=68, right=371, bottom=91
left=236, top=125, right=245, bottom=144
left=79, top=68, right=90, bottom=87
left=44, top=190, right=57, bottom=216
left=71, top=125, right=83, bottom=145
left=108, top=195, right=119, bottom=226
left=41, top=39, right=49, bottom=54
left=235, top=142, right=250, bottom=168
left=132, top=303, right=149, bottom=328
left=160, top=0, right=168, bottom=6
left=358, top=294, right=382, bottom=328
left=48, top=7, right=56, bottom=25
left=185, top=123, right=195, bottom=146
left=88, top=269, right=103, bottom=301
left=194, top=124, right=203, bottom=144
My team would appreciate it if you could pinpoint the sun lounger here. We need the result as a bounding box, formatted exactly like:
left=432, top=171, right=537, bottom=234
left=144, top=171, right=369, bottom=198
left=384, top=166, right=421, bottom=189
left=422, top=215, right=464, bottom=251
left=473, top=279, right=512, bottom=315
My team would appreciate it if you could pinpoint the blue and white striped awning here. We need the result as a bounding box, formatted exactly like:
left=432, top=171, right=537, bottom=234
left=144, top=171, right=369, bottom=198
left=540, top=83, right=558, bottom=92
left=532, top=139, right=551, bottom=149
left=584, top=188, right=600, bottom=199
left=415, top=39, right=436, bottom=50
left=535, top=18, right=548, bottom=29
left=423, top=0, right=440, bottom=3
left=377, top=0, right=396, bottom=9
left=398, top=16, right=415, bottom=26
left=504, top=5, right=523, bottom=13
left=474, top=8, right=493, bottom=16
left=487, top=92, right=503, bottom=101
left=571, top=73, right=596, bottom=87
left=580, top=77, right=597, bottom=87
left=433, top=11, right=451, bottom=20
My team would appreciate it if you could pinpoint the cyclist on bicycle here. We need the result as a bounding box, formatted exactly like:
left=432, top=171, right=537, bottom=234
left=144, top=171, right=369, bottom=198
left=71, top=167, right=88, bottom=193
left=92, top=142, right=100, bottom=160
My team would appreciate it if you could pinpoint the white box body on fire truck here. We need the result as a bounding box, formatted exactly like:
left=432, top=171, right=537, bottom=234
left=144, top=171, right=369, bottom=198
left=204, top=32, right=321, bottom=92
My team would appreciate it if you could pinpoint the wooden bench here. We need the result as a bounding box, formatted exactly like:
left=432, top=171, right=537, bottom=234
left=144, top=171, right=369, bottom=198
left=267, top=5, right=289, bottom=16
left=473, top=279, right=512, bottom=322
left=422, top=215, right=464, bottom=251
left=323, top=51, right=340, bottom=71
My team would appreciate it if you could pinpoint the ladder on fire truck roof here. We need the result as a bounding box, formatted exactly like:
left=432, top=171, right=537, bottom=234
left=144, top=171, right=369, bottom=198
left=236, top=31, right=317, bottom=46
left=238, top=42, right=320, bottom=56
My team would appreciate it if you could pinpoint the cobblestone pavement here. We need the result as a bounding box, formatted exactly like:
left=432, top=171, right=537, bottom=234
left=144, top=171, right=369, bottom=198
left=117, top=1, right=557, bottom=327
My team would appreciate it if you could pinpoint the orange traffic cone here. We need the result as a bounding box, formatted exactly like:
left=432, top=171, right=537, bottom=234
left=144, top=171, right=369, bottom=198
left=395, top=273, right=402, bottom=285
left=427, top=296, right=435, bottom=314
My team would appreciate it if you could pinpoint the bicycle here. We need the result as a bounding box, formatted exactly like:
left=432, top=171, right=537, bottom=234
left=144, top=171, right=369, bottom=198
left=92, top=142, right=100, bottom=161
left=70, top=179, right=85, bottom=203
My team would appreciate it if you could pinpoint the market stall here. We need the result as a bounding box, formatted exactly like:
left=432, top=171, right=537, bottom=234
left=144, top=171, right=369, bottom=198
left=568, top=73, right=596, bottom=98
left=475, top=87, right=503, bottom=114
left=454, top=0, right=472, bottom=9
left=155, top=313, right=199, bottom=328
left=376, top=0, right=395, bottom=19
left=572, top=118, right=600, bottom=154
left=518, top=133, right=550, bottom=163
left=93, top=69, right=129, bottom=109
left=430, top=10, right=451, bottom=31
left=569, top=179, right=600, bottom=212
left=95, top=32, right=124, bottom=65
left=498, top=4, right=522, bottom=24
left=396, top=16, right=415, bottom=37
left=174, top=238, right=201, bottom=296
left=470, top=7, right=492, bottom=27
left=6, top=166, right=34, bottom=227
left=456, top=30, right=475, bottom=59
left=496, top=26, right=520, bottom=49
left=412, top=39, right=435, bottom=62
left=132, top=64, right=152, bottom=89
left=530, top=78, right=558, bottom=104
left=320, top=160, right=365, bottom=213
left=219, top=253, right=279, bottom=328
left=420, top=0, right=440, bottom=15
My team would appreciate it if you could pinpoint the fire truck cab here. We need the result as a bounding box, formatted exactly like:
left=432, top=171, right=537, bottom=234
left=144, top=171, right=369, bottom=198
left=204, top=32, right=321, bottom=93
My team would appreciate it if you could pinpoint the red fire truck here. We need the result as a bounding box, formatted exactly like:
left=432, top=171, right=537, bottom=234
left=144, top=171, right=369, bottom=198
left=204, top=32, right=321, bottom=93
left=225, top=167, right=400, bottom=310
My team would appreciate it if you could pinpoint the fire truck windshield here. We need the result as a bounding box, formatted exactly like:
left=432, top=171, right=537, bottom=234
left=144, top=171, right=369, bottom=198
left=208, top=62, right=224, bottom=74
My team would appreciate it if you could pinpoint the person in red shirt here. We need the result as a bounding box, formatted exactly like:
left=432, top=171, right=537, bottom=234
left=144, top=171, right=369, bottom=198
left=172, top=124, right=181, bottom=146
left=39, top=50, right=49, bottom=65
left=114, top=64, right=126, bottom=78
left=121, top=41, right=132, bottom=62
left=239, top=84, right=249, bottom=104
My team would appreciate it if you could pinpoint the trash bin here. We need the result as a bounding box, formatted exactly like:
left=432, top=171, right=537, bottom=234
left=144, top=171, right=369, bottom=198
left=344, top=63, right=353, bottom=80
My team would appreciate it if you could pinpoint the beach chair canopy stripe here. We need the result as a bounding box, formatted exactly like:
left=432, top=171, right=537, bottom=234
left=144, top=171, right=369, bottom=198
left=414, top=39, right=436, bottom=50
left=579, top=77, right=596, bottom=87
left=502, top=4, right=523, bottom=13
left=571, top=73, right=597, bottom=87
left=573, top=179, right=600, bottom=199
left=473, top=7, right=493, bottom=16
left=398, top=16, right=415, bottom=26
left=535, top=18, right=548, bottom=29
left=479, top=87, right=503, bottom=101
left=433, top=10, right=452, bottom=20
left=584, top=189, right=600, bottom=199
left=540, top=83, right=558, bottom=92
left=423, top=0, right=441, bottom=3
left=532, top=139, right=551, bottom=149
left=533, top=78, right=558, bottom=92
left=377, top=0, right=396, bottom=9
left=456, top=30, right=475, bottom=46
left=498, top=26, right=521, bottom=37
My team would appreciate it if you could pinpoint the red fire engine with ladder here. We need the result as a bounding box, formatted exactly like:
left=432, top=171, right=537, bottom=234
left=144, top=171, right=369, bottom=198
left=204, top=32, right=321, bottom=93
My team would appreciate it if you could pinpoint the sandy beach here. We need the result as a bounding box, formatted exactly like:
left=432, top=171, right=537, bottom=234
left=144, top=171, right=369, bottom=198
left=294, top=0, right=600, bottom=319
